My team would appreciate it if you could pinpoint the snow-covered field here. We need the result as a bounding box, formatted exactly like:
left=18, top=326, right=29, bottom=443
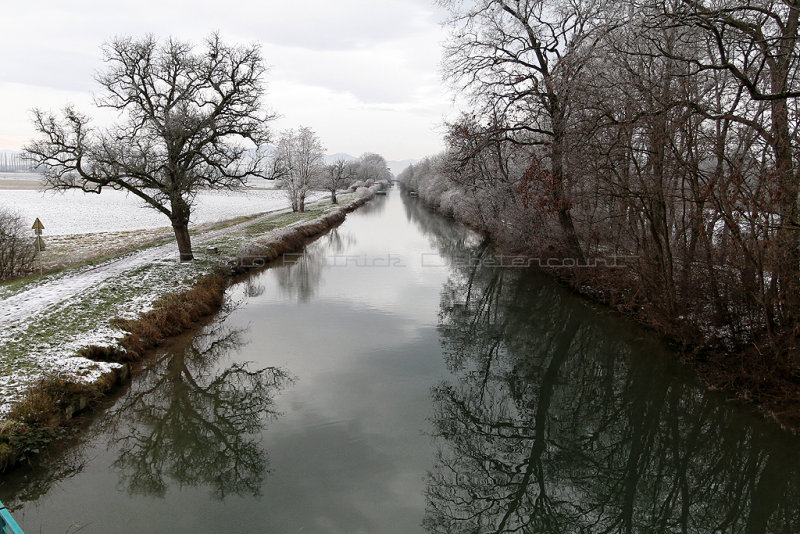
left=0, top=186, right=318, bottom=236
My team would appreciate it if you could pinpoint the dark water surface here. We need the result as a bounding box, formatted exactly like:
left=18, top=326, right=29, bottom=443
left=2, top=192, right=799, bottom=533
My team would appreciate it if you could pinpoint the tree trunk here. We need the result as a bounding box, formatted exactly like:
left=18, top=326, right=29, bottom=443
left=331, top=189, right=338, bottom=204
left=771, top=95, right=800, bottom=332
left=170, top=196, right=194, bottom=262
left=173, top=222, right=193, bottom=262
left=550, top=108, right=585, bottom=263
left=647, top=111, right=676, bottom=314
left=766, top=3, right=800, bottom=341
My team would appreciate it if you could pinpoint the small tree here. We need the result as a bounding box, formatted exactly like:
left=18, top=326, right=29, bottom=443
left=356, top=152, right=392, bottom=185
left=0, top=209, right=37, bottom=280
left=322, top=158, right=356, bottom=204
left=268, top=126, right=325, bottom=212
left=25, top=34, right=272, bottom=261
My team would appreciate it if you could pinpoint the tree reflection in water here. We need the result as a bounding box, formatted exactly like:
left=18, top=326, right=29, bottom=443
left=423, top=240, right=800, bottom=533
left=275, top=227, right=356, bottom=303
left=100, top=311, right=290, bottom=500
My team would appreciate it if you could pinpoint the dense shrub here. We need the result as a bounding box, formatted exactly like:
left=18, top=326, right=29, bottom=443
left=0, top=208, right=37, bottom=281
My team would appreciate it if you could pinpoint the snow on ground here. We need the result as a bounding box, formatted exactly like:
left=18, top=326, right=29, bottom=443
left=0, top=241, right=197, bottom=415
left=0, top=187, right=322, bottom=235
left=0, top=201, right=308, bottom=332
left=0, top=258, right=206, bottom=417
left=0, top=245, right=180, bottom=332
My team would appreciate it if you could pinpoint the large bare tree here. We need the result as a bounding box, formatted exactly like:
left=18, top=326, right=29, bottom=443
left=25, top=34, right=273, bottom=261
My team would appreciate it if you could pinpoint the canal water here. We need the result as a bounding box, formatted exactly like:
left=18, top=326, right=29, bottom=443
left=1, top=192, right=799, bottom=533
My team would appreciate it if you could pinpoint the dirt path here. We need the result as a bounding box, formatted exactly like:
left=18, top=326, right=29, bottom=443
left=0, top=207, right=293, bottom=332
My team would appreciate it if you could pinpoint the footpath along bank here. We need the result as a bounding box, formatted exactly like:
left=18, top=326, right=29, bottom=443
left=0, top=189, right=377, bottom=471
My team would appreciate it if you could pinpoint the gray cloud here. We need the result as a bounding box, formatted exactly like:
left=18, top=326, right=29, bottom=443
left=0, top=0, right=455, bottom=159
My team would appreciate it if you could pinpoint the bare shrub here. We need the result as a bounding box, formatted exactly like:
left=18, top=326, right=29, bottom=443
left=0, top=208, right=37, bottom=280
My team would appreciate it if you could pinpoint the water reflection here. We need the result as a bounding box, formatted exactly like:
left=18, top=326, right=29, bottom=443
left=355, top=194, right=389, bottom=216
left=326, top=227, right=357, bottom=255
left=0, top=310, right=291, bottom=512
left=0, top=446, right=88, bottom=510
left=275, top=228, right=359, bottom=303
left=99, top=315, right=290, bottom=499
left=3, top=193, right=799, bottom=533
left=423, top=237, right=800, bottom=533
left=276, top=247, right=325, bottom=303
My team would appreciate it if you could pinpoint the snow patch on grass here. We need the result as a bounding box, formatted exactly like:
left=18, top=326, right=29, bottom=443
left=0, top=259, right=214, bottom=416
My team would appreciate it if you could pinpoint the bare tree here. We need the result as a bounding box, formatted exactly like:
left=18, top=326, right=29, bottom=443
left=439, top=0, right=611, bottom=261
left=322, top=158, right=356, bottom=204
left=662, top=0, right=800, bottom=335
left=356, top=152, right=392, bottom=185
left=404, top=0, right=800, bottom=407
left=268, top=126, right=325, bottom=212
left=101, top=318, right=289, bottom=499
left=25, top=34, right=273, bottom=261
left=0, top=208, right=37, bottom=280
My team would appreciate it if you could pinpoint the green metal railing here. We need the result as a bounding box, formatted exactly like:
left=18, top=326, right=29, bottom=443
left=0, top=501, right=24, bottom=534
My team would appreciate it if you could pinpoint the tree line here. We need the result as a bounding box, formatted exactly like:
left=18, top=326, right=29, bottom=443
left=404, top=195, right=800, bottom=532
left=266, top=126, right=391, bottom=212
left=0, top=152, right=34, bottom=173
left=402, top=0, right=800, bottom=377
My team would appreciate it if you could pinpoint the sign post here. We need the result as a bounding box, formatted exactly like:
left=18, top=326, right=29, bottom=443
left=32, top=218, right=45, bottom=275
left=32, top=218, right=45, bottom=252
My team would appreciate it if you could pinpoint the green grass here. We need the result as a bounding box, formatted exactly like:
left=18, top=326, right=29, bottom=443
left=243, top=207, right=328, bottom=236
left=190, top=211, right=269, bottom=234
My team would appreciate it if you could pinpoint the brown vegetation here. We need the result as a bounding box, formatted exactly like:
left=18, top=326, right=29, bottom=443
left=112, top=273, right=228, bottom=360
left=403, top=0, right=800, bottom=431
left=230, top=194, right=371, bottom=273
left=0, top=208, right=38, bottom=281
left=0, top=371, right=125, bottom=471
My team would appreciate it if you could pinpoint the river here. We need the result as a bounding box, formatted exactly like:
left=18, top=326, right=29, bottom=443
left=1, top=191, right=798, bottom=533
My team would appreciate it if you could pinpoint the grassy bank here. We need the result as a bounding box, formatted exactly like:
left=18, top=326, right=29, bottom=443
left=0, top=190, right=373, bottom=471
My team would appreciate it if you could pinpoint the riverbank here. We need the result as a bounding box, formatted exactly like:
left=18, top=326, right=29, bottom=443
left=0, top=189, right=376, bottom=471
left=404, top=190, right=800, bottom=434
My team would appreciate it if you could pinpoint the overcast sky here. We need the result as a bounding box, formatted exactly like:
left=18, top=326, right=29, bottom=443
left=0, top=0, right=456, bottom=161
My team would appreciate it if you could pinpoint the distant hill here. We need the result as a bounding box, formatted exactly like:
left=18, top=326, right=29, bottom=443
left=323, top=153, right=358, bottom=164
